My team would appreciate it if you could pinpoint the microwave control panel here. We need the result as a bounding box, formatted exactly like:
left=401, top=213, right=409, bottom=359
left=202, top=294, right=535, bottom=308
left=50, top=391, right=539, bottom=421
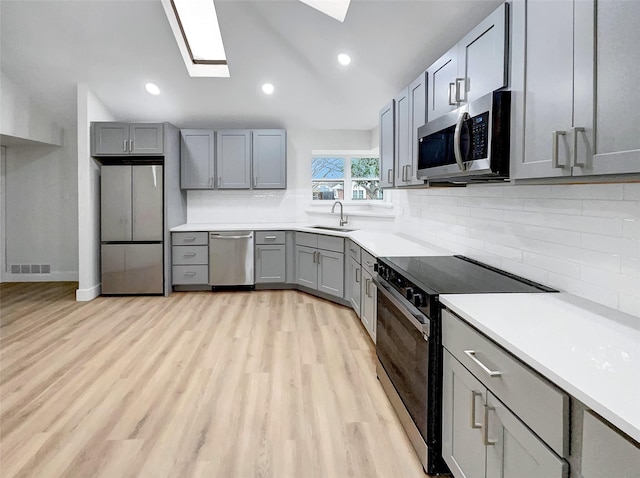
left=469, top=111, right=489, bottom=160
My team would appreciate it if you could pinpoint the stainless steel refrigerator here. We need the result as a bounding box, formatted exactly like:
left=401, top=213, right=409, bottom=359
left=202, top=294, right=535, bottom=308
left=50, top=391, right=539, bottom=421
left=100, top=163, right=164, bottom=294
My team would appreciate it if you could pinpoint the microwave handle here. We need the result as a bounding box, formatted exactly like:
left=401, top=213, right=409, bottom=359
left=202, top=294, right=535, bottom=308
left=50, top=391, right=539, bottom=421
left=453, top=111, right=469, bottom=171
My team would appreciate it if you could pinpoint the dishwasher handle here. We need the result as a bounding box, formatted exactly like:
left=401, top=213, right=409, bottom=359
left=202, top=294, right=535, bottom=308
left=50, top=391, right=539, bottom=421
left=210, top=232, right=254, bottom=240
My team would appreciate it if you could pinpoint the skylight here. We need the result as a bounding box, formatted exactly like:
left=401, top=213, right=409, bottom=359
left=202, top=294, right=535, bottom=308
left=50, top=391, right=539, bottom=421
left=161, top=0, right=229, bottom=77
left=299, top=0, right=351, bottom=22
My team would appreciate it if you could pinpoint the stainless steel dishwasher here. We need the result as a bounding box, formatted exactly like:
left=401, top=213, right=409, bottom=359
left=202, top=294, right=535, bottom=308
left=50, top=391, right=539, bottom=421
left=208, top=231, right=254, bottom=286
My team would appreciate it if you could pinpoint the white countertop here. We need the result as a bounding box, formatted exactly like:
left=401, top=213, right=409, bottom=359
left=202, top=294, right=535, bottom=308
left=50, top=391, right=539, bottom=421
left=170, top=223, right=453, bottom=258
left=439, top=292, right=640, bottom=443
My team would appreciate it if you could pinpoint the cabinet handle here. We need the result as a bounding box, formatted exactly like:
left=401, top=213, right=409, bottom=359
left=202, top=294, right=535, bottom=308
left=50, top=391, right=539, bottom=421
left=483, top=405, right=496, bottom=446
left=184, top=252, right=196, bottom=257
left=571, top=127, right=586, bottom=167
left=123, top=140, right=128, bottom=152
left=455, top=77, right=466, bottom=103
left=364, top=260, right=374, bottom=268
left=265, top=236, right=277, bottom=240
left=406, top=164, right=412, bottom=181
left=312, top=251, right=317, bottom=263
left=387, top=169, right=393, bottom=184
left=448, top=82, right=457, bottom=106
left=316, top=251, right=321, bottom=263
left=184, top=236, right=196, bottom=242
left=463, top=350, right=502, bottom=377
left=129, top=139, right=133, bottom=152
left=365, top=278, right=371, bottom=297
left=184, top=271, right=196, bottom=276
left=551, top=130, right=567, bottom=169
left=470, top=391, right=482, bottom=429
left=253, top=177, right=257, bottom=188
left=355, top=267, right=360, bottom=283
left=218, top=176, right=222, bottom=187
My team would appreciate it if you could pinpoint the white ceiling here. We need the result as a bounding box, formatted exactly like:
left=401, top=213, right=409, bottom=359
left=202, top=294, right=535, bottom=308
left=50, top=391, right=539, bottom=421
left=1, top=0, right=502, bottom=131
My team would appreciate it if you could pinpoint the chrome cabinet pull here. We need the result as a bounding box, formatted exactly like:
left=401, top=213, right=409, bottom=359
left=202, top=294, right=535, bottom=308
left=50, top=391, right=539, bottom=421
left=355, top=267, right=360, bottom=283
left=406, top=164, right=412, bottom=181
left=253, top=176, right=257, bottom=188
left=464, top=350, right=502, bottom=377
left=129, top=139, right=133, bottom=152
left=471, top=391, right=482, bottom=429
left=123, top=140, right=128, bottom=152
left=184, top=236, right=196, bottom=242
left=448, top=82, right=457, bottom=106
left=551, top=130, right=567, bottom=169
left=455, top=77, right=466, bottom=103
left=571, top=127, right=586, bottom=167
left=265, top=236, right=277, bottom=240
left=484, top=405, right=496, bottom=446
left=387, top=169, right=393, bottom=183
left=184, top=252, right=196, bottom=257
left=364, top=261, right=374, bottom=267
left=184, top=271, right=196, bottom=276
left=365, top=278, right=371, bottom=297
left=218, top=176, right=222, bottom=187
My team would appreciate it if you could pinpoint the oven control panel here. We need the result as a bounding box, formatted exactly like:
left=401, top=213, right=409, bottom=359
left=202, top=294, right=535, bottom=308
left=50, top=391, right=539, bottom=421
left=377, top=261, right=430, bottom=317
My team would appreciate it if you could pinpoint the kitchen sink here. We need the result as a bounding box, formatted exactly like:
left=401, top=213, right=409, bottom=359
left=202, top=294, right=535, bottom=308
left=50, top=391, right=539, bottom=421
left=310, top=225, right=357, bottom=232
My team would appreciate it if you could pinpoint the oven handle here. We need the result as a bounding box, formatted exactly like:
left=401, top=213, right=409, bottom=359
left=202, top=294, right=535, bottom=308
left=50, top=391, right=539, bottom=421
left=373, top=276, right=430, bottom=339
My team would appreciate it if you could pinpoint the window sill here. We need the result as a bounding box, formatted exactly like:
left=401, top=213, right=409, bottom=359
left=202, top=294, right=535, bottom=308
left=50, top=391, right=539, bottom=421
left=305, top=201, right=395, bottom=219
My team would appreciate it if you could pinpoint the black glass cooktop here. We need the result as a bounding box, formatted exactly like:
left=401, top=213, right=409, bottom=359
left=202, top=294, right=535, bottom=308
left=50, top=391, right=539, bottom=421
left=379, top=255, right=556, bottom=295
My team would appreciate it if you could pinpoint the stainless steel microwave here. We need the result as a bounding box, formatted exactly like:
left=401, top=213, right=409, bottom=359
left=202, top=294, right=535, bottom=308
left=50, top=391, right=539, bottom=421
left=417, top=90, right=511, bottom=183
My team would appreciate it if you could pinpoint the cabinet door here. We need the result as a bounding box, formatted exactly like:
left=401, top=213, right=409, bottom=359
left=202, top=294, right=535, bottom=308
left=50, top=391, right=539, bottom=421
left=129, top=124, right=163, bottom=155
left=457, top=2, right=508, bottom=106
left=574, top=0, right=640, bottom=176
left=180, top=129, right=215, bottom=189
left=426, top=47, right=458, bottom=121
left=407, top=71, right=427, bottom=186
left=216, top=130, right=251, bottom=189
left=317, top=250, right=344, bottom=298
left=361, top=269, right=376, bottom=342
left=394, top=87, right=410, bottom=186
left=295, top=245, right=318, bottom=289
left=255, top=244, right=286, bottom=283
left=379, top=100, right=395, bottom=188
left=511, top=0, right=574, bottom=179
left=581, top=410, right=640, bottom=478
left=347, top=255, right=361, bottom=317
left=252, top=130, right=286, bottom=189
left=101, top=165, right=132, bottom=242
left=92, top=122, right=129, bottom=156
left=132, top=165, right=163, bottom=241
left=485, top=392, right=567, bottom=478
left=442, top=350, right=487, bottom=478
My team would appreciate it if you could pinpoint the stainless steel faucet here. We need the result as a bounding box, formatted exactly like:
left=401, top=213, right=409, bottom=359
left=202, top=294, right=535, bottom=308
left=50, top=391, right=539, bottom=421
left=331, top=200, right=348, bottom=227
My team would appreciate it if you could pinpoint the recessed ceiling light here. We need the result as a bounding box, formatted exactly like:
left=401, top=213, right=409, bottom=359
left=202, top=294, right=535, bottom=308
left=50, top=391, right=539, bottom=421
left=262, top=83, right=275, bottom=95
left=145, top=83, right=161, bottom=95
left=338, top=53, right=352, bottom=66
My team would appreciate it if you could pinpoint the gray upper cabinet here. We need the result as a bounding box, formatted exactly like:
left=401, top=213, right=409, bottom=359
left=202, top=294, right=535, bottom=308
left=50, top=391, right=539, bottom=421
left=394, top=87, right=410, bottom=187
left=379, top=100, right=395, bottom=188
left=216, top=130, right=251, bottom=189
left=426, top=46, right=459, bottom=122
left=426, top=3, right=508, bottom=123
left=252, top=130, right=286, bottom=189
left=91, top=122, right=163, bottom=156
left=180, top=129, right=215, bottom=189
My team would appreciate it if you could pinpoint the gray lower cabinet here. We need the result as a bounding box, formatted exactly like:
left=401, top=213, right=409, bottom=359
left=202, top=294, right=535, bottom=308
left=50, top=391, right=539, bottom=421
left=581, top=411, right=640, bottom=478
left=346, top=255, right=361, bottom=317
left=91, top=122, right=163, bottom=156
left=442, top=310, right=569, bottom=478
left=360, top=249, right=377, bottom=342
left=295, top=233, right=344, bottom=299
left=171, top=232, right=208, bottom=286
left=255, top=231, right=286, bottom=284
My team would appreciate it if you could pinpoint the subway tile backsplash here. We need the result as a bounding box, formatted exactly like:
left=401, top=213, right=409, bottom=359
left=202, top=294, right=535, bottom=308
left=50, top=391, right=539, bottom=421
left=393, top=182, right=640, bottom=318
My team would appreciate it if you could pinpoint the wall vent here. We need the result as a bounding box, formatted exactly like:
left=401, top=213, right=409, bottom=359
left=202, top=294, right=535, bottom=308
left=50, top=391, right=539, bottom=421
left=9, top=264, right=51, bottom=274
left=11, top=264, right=20, bottom=273
left=20, top=265, right=30, bottom=273
left=31, top=265, right=41, bottom=273
left=41, top=264, right=50, bottom=274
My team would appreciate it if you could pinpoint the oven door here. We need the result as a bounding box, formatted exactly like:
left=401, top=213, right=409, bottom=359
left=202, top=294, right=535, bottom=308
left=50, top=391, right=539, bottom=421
left=375, top=276, right=431, bottom=442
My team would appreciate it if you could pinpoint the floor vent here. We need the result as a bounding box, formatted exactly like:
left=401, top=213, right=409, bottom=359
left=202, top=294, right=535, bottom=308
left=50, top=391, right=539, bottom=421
left=10, top=264, right=51, bottom=274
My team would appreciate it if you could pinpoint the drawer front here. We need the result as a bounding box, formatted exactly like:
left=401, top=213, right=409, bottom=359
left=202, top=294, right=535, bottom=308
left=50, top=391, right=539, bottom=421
left=295, top=232, right=318, bottom=248
left=255, top=231, right=285, bottom=245
left=172, top=231, right=208, bottom=246
left=361, top=249, right=377, bottom=275
left=347, top=240, right=361, bottom=263
left=442, top=309, right=569, bottom=458
left=172, top=245, right=208, bottom=265
left=172, top=265, right=208, bottom=284
left=317, top=234, right=344, bottom=253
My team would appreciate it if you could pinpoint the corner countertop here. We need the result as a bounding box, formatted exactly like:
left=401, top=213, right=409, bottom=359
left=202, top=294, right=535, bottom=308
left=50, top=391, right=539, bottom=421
left=439, top=292, right=640, bottom=443
left=170, top=223, right=453, bottom=258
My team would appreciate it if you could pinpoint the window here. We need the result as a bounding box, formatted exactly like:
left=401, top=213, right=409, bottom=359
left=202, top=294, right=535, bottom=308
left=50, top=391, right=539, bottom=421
left=312, top=155, right=383, bottom=200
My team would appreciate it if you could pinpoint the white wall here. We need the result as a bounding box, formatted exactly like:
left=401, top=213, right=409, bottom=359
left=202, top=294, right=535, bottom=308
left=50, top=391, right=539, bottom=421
left=76, top=84, right=115, bottom=301
left=393, top=183, right=640, bottom=318
left=187, top=129, right=373, bottom=223
left=3, top=129, right=78, bottom=281
left=0, top=71, right=64, bottom=146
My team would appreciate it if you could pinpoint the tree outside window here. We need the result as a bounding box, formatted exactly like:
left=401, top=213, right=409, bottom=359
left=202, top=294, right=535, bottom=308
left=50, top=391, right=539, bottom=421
left=312, top=155, right=382, bottom=200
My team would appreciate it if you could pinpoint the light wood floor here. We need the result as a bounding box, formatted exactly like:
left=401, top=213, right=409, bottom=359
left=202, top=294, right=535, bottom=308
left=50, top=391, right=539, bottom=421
left=0, top=282, right=428, bottom=478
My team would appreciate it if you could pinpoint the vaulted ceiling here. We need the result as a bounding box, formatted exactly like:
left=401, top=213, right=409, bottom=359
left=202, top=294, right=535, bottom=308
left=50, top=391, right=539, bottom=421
left=1, top=0, right=501, bottom=130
